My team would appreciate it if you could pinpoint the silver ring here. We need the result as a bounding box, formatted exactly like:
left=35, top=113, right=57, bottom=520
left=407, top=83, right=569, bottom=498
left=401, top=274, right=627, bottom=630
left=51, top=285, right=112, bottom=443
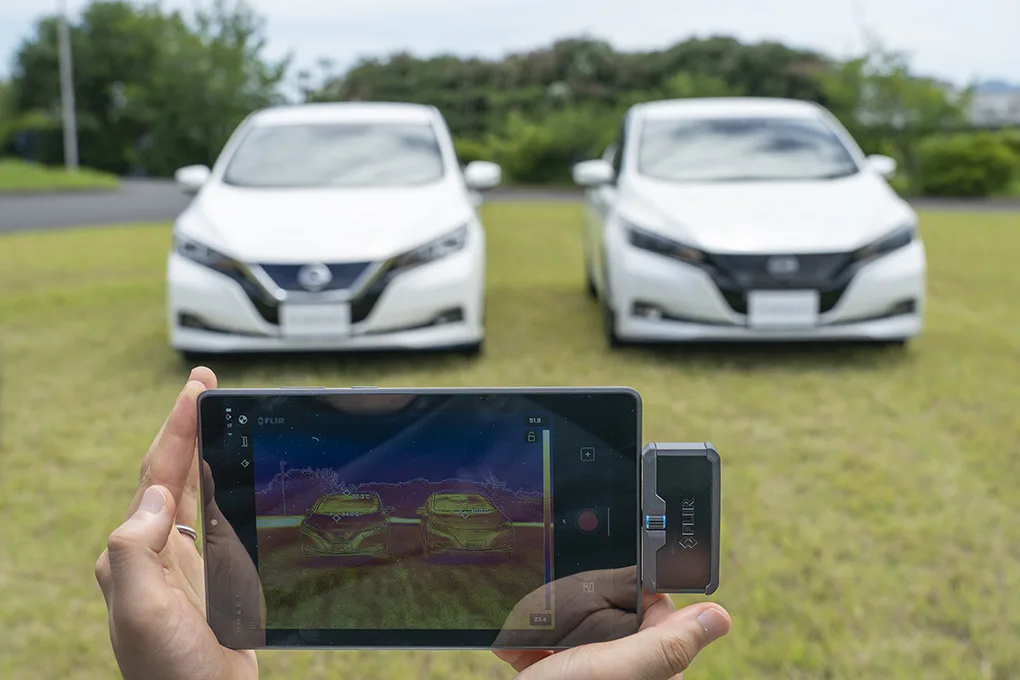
left=175, top=524, right=198, bottom=541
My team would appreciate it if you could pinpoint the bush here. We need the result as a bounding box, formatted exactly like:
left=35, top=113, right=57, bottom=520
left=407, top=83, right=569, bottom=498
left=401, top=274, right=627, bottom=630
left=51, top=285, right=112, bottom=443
left=486, top=106, right=620, bottom=184
left=917, top=133, right=1018, bottom=197
left=452, top=137, right=493, bottom=165
left=997, top=130, right=1020, bottom=159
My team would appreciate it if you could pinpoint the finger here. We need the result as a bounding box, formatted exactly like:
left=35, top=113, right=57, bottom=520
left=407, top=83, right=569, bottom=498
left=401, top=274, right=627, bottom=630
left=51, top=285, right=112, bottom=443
left=640, top=593, right=676, bottom=629
left=493, top=649, right=553, bottom=673
left=106, top=486, right=178, bottom=614
left=518, top=603, right=730, bottom=680
left=178, top=367, right=216, bottom=529
left=127, top=369, right=213, bottom=520
left=94, top=549, right=112, bottom=604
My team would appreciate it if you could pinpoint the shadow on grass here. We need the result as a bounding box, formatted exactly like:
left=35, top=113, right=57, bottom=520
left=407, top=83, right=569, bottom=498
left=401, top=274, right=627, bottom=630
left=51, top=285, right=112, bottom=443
left=615, top=339, right=918, bottom=372
left=175, top=347, right=477, bottom=381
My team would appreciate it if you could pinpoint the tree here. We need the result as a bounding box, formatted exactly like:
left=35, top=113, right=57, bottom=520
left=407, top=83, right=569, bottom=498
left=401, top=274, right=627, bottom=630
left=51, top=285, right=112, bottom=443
left=817, top=44, right=971, bottom=192
left=119, top=0, right=289, bottom=175
left=7, top=0, right=287, bottom=175
left=0, top=80, right=54, bottom=159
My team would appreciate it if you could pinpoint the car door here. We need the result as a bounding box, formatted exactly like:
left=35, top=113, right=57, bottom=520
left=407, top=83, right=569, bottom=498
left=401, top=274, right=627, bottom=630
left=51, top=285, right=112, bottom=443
left=586, top=118, right=626, bottom=297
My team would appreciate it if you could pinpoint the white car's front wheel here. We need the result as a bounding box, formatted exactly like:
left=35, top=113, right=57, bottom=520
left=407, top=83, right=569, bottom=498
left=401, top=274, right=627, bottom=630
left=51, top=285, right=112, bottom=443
left=600, top=264, right=624, bottom=348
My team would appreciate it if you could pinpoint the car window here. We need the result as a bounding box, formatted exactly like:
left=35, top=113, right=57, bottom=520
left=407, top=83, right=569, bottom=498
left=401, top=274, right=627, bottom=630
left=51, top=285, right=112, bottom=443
left=222, top=122, right=446, bottom=188
left=637, top=116, right=860, bottom=182
left=432, top=494, right=496, bottom=514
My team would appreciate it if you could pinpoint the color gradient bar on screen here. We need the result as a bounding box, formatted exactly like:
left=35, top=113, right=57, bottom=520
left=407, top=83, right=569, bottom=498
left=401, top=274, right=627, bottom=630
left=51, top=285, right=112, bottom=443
left=543, top=428, right=553, bottom=610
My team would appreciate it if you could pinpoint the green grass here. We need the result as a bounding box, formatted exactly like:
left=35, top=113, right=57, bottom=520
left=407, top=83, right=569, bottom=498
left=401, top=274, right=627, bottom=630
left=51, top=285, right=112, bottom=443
left=0, top=158, right=119, bottom=193
left=1, top=204, right=1019, bottom=679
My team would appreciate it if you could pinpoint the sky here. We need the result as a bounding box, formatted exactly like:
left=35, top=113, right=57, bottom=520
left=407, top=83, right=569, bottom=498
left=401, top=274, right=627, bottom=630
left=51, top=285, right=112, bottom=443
left=1, top=0, right=1018, bottom=85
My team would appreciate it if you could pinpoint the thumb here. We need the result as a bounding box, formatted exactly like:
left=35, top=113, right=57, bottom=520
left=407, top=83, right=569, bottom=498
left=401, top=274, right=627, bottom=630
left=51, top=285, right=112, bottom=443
left=105, top=486, right=177, bottom=601
left=523, top=603, right=730, bottom=680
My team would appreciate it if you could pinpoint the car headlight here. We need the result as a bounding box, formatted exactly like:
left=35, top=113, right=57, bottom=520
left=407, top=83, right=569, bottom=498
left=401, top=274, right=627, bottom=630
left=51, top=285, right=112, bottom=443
left=853, top=223, right=917, bottom=262
left=624, top=223, right=707, bottom=265
left=173, top=232, right=241, bottom=273
left=390, top=225, right=468, bottom=271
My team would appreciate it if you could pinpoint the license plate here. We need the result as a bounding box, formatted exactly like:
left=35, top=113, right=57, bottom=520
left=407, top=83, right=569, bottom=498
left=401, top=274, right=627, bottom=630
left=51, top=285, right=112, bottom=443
left=281, top=303, right=351, bottom=337
left=747, top=291, right=819, bottom=328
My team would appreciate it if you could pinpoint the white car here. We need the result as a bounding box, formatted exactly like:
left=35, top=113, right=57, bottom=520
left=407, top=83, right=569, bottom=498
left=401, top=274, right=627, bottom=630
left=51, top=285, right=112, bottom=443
left=572, top=97, right=926, bottom=346
left=168, top=102, right=501, bottom=357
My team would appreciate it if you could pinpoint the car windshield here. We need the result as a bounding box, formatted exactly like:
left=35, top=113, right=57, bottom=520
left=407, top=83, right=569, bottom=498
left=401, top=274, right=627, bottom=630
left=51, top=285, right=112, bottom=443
left=637, top=116, right=860, bottom=182
left=434, top=494, right=495, bottom=514
left=222, top=122, right=446, bottom=188
left=314, top=493, right=380, bottom=514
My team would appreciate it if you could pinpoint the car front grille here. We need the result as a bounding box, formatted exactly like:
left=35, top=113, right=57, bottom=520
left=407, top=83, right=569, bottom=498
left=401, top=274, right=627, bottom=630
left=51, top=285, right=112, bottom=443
left=260, top=262, right=373, bottom=292
left=704, top=252, right=859, bottom=315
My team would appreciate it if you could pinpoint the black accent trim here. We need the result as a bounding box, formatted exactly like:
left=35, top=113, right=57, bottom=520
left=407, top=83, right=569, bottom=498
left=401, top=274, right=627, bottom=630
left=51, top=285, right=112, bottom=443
left=215, top=266, right=280, bottom=325
left=351, top=264, right=396, bottom=323
left=178, top=314, right=268, bottom=337
left=261, top=262, right=372, bottom=292
left=700, top=252, right=861, bottom=315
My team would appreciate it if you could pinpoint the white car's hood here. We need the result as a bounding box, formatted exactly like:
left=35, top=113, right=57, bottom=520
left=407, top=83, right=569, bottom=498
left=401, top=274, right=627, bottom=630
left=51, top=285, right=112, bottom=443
left=182, top=182, right=473, bottom=263
left=621, top=173, right=915, bottom=254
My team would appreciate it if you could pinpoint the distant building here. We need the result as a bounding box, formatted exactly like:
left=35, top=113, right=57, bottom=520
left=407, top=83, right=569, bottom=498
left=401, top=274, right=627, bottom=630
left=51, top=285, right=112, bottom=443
left=969, top=89, right=1020, bottom=127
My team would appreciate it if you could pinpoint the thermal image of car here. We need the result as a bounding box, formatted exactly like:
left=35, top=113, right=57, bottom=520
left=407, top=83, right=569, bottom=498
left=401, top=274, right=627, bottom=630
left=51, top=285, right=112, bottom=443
left=417, top=492, right=515, bottom=557
left=300, top=492, right=392, bottom=558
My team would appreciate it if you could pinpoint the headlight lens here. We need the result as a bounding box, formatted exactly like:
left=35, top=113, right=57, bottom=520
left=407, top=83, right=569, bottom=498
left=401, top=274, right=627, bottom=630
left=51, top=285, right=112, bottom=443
left=853, top=223, right=917, bottom=261
left=391, top=225, right=468, bottom=271
left=625, top=223, right=706, bottom=265
left=174, top=232, right=239, bottom=273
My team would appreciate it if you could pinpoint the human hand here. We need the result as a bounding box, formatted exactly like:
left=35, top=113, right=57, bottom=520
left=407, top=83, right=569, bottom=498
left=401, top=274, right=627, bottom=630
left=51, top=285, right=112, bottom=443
left=494, top=567, right=729, bottom=679
left=94, top=367, right=258, bottom=680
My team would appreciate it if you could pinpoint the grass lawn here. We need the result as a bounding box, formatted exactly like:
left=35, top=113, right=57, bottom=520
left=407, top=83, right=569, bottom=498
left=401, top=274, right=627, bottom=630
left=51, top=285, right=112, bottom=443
left=0, top=158, right=119, bottom=194
left=1, top=203, right=1019, bottom=679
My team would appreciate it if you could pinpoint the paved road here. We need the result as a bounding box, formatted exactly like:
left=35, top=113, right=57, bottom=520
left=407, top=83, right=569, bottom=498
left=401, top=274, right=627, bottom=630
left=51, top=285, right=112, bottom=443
left=1, top=180, right=1018, bottom=233
left=0, top=179, right=193, bottom=233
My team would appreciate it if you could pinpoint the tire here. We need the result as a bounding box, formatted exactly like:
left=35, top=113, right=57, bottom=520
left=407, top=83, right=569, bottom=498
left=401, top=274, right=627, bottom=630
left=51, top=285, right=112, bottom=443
left=455, top=340, right=483, bottom=357
left=421, top=530, right=431, bottom=559
left=600, top=263, right=624, bottom=348
left=603, top=298, right=623, bottom=348
left=179, top=350, right=209, bottom=366
left=585, top=264, right=597, bottom=299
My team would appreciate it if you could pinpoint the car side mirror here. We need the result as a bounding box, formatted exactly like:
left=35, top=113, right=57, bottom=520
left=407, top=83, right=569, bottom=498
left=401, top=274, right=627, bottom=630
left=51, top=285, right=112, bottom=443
left=174, top=164, right=211, bottom=195
left=572, top=159, right=615, bottom=187
left=463, top=161, right=502, bottom=191
left=866, top=154, right=897, bottom=178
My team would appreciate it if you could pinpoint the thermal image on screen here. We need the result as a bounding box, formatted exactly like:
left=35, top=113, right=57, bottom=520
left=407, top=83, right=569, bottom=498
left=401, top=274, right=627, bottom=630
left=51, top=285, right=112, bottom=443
left=251, top=407, right=554, bottom=631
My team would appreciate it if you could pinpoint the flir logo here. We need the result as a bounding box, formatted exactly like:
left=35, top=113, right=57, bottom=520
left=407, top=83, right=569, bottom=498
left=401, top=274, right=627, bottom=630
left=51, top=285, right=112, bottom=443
left=679, top=498, right=697, bottom=549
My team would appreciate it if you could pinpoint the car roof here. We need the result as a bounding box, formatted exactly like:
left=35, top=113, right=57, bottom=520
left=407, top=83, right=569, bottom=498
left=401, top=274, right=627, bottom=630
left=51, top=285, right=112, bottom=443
left=249, top=102, right=439, bottom=127
left=634, top=97, right=825, bottom=121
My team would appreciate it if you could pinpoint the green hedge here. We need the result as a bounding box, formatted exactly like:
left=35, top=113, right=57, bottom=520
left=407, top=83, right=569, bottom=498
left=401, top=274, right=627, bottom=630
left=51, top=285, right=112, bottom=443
left=456, top=110, right=1020, bottom=196
left=917, top=133, right=1018, bottom=198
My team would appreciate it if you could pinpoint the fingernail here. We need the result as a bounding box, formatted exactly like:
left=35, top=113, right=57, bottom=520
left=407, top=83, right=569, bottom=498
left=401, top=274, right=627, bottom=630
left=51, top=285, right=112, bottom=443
left=697, top=608, right=729, bottom=642
left=139, top=486, right=167, bottom=515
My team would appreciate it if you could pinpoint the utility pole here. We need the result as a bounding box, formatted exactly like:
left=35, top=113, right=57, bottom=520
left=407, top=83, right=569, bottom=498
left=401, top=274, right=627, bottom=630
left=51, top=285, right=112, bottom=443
left=57, top=0, right=79, bottom=171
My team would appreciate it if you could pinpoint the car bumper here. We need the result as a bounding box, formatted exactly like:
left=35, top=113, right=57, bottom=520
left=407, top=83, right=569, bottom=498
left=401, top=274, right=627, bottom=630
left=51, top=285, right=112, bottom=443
left=302, top=541, right=389, bottom=557
left=427, top=531, right=515, bottom=552
left=167, top=247, right=484, bottom=353
left=611, top=242, right=926, bottom=342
